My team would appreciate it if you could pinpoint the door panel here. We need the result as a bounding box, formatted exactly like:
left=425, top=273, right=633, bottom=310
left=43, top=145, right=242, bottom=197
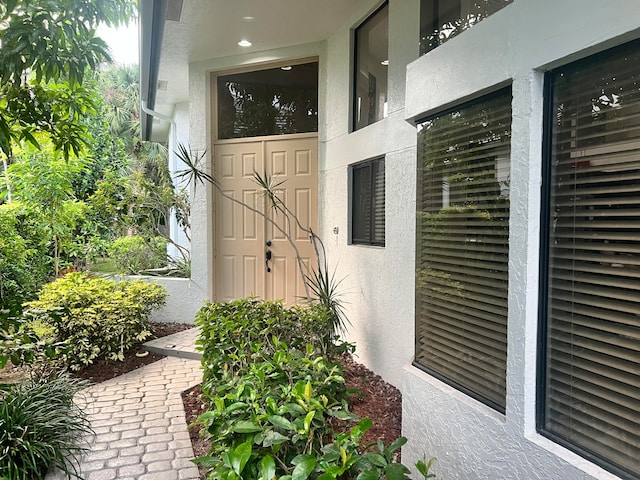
left=214, top=141, right=266, bottom=301
left=214, top=135, right=317, bottom=304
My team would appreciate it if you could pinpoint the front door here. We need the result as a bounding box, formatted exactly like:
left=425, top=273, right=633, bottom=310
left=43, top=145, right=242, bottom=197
left=213, top=134, right=318, bottom=304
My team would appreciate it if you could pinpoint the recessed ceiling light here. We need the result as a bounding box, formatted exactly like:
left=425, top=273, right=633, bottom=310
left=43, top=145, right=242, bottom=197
left=381, top=59, right=389, bottom=66
left=241, top=16, right=255, bottom=21
left=238, top=39, right=252, bottom=47
left=281, top=66, right=292, bottom=71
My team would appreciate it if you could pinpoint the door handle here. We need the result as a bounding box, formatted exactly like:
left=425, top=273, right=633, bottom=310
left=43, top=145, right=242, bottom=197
left=265, top=249, right=272, bottom=272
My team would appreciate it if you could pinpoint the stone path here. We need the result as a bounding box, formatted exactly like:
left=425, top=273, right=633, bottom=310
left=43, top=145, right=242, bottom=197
left=47, top=328, right=203, bottom=480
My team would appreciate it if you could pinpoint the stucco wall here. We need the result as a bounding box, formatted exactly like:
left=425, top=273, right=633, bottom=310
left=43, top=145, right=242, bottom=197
left=399, top=1, right=640, bottom=479
left=320, top=0, right=420, bottom=387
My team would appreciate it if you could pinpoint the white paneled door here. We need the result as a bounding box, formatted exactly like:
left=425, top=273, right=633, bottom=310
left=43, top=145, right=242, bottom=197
left=213, top=134, right=318, bottom=304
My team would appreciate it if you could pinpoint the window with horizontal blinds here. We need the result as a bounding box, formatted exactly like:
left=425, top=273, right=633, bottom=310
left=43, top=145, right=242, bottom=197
left=539, top=39, right=640, bottom=480
left=415, top=88, right=511, bottom=412
left=351, top=157, right=385, bottom=246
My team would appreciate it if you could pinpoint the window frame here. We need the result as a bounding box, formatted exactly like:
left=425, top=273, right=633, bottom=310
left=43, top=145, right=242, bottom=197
left=537, top=39, right=640, bottom=480
left=352, top=2, right=389, bottom=132
left=349, top=156, right=386, bottom=247
left=414, top=86, right=513, bottom=414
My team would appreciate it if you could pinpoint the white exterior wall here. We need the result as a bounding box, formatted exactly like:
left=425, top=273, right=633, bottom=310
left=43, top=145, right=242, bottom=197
left=175, top=0, right=640, bottom=478
left=321, top=0, right=420, bottom=386
left=401, top=1, right=640, bottom=479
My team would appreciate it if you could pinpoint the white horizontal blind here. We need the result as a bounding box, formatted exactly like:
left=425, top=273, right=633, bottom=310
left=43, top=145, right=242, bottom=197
left=415, top=88, right=512, bottom=412
left=543, top=39, right=640, bottom=479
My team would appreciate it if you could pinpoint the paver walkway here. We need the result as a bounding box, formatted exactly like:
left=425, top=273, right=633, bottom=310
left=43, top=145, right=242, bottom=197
left=47, top=328, right=203, bottom=480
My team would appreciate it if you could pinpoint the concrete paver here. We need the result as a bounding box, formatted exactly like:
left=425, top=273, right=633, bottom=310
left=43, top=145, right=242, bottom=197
left=46, top=328, right=203, bottom=480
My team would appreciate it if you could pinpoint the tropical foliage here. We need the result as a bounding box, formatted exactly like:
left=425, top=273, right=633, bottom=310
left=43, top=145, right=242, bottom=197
left=0, top=0, right=135, bottom=158
left=0, top=371, right=92, bottom=480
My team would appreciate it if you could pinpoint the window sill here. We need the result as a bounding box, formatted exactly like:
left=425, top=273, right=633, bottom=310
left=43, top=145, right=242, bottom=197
left=525, top=433, right=625, bottom=480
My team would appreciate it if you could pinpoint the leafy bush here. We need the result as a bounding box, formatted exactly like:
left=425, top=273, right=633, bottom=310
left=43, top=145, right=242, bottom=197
left=0, top=203, right=50, bottom=318
left=0, top=309, right=66, bottom=370
left=193, top=299, right=435, bottom=480
left=106, top=235, right=167, bottom=274
left=196, top=298, right=344, bottom=382
left=0, top=371, right=92, bottom=480
left=24, top=272, right=167, bottom=370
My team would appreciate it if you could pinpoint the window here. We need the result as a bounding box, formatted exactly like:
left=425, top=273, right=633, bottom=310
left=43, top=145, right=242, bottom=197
left=353, top=3, right=388, bottom=131
left=350, top=157, right=385, bottom=246
left=415, top=88, right=512, bottom=412
left=217, top=62, right=318, bottom=139
left=539, top=39, right=640, bottom=480
left=419, top=0, right=512, bottom=56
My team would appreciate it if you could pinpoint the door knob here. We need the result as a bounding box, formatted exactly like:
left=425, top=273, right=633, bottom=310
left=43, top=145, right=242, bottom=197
left=266, top=240, right=272, bottom=246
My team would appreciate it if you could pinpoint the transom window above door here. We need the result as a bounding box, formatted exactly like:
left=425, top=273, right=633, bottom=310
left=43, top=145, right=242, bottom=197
left=216, top=62, right=318, bottom=140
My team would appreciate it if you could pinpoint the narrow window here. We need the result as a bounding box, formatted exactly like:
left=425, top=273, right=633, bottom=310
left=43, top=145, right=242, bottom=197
left=419, top=0, right=512, bottom=55
left=415, top=87, right=512, bottom=412
left=539, top=39, right=640, bottom=480
left=351, top=157, right=385, bottom=246
left=353, top=3, right=389, bottom=131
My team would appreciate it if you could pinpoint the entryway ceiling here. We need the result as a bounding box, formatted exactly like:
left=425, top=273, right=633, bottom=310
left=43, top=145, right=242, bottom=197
left=150, top=0, right=369, bottom=139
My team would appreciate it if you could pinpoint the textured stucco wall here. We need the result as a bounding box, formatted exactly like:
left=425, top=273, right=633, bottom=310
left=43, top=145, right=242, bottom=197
left=320, top=0, right=420, bottom=387
left=401, top=1, right=640, bottom=479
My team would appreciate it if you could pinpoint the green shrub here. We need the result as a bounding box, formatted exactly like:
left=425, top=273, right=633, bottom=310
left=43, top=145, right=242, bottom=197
left=0, top=203, right=50, bottom=318
left=196, top=298, right=344, bottom=385
left=106, top=235, right=167, bottom=274
left=193, top=299, right=436, bottom=480
left=0, top=371, right=92, bottom=480
left=25, top=272, right=167, bottom=370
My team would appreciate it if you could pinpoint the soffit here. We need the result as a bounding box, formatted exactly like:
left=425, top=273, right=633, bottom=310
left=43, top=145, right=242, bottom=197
left=150, top=0, right=370, bottom=140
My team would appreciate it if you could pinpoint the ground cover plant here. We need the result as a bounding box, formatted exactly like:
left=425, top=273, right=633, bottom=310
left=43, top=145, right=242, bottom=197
left=193, top=298, right=435, bottom=480
left=0, top=371, right=92, bottom=480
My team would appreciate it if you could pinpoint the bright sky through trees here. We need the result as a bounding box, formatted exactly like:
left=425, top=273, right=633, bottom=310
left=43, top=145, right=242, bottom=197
left=97, top=21, right=139, bottom=65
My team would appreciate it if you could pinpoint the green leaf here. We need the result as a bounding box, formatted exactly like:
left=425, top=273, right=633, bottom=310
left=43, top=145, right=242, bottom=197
left=262, top=430, right=290, bottom=447
left=303, top=411, right=315, bottom=433
left=231, top=441, right=252, bottom=475
left=383, top=463, right=410, bottom=480
left=292, top=457, right=317, bottom=480
left=356, top=469, right=381, bottom=480
left=268, top=414, right=295, bottom=431
left=331, top=409, right=357, bottom=421
left=388, top=436, right=408, bottom=453
left=415, top=458, right=437, bottom=479
left=226, top=402, right=249, bottom=414
left=6, top=0, right=18, bottom=13
left=364, top=452, right=387, bottom=468
left=304, top=380, right=313, bottom=403
left=260, top=454, right=276, bottom=480
left=232, top=420, right=263, bottom=433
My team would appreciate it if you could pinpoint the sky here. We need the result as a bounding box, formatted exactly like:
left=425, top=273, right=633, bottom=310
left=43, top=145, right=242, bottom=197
left=97, top=21, right=139, bottom=66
